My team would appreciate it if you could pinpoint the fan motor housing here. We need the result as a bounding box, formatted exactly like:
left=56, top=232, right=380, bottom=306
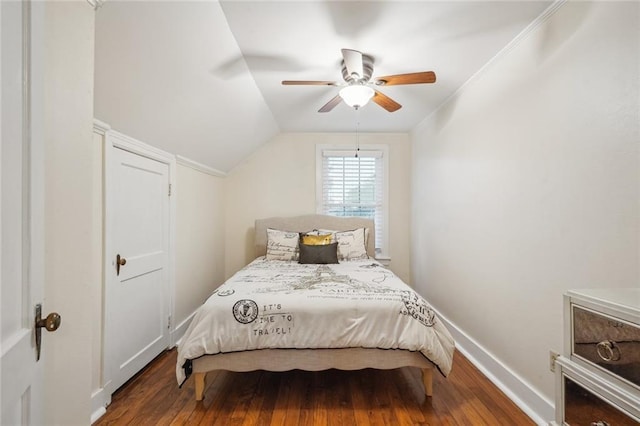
left=342, top=54, right=374, bottom=83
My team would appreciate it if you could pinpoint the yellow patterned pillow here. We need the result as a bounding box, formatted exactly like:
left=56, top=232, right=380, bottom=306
left=300, top=233, right=332, bottom=245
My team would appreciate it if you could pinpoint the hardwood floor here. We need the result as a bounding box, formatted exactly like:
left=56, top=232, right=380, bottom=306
left=95, top=349, right=535, bottom=425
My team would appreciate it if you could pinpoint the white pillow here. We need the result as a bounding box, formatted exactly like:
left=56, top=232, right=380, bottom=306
left=265, top=228, right=299, bottom=261
left=319, top=228, right=369, bottom=261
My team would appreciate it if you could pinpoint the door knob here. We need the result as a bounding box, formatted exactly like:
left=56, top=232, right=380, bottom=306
left=37, top=312, right=61, bottom=332
left=35, top=304, right=61, bottom=361
left=116, top=254, right=127, bottom=276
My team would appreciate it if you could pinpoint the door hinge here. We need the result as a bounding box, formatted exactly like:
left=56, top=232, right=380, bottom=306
left=168, top=183, right=172, bottom=197
left=168, top=315, right=172, bottom=330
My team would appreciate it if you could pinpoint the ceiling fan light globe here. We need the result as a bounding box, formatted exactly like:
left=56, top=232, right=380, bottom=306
left=339, top=85, right=374, bottom=109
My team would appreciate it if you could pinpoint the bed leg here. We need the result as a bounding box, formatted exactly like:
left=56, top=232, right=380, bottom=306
left=421, top=368, right=433, bottom=397
left=195, top=372, right=206, bottom=401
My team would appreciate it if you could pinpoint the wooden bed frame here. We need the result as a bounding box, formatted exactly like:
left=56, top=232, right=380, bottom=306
left=190, top=214, right=434, bottom=400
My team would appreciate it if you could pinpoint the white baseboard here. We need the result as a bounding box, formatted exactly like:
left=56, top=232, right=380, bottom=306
left=170, top=311, right=196, bottom=348
left=434, top=308, right=554, bottom=425
left=90, top=407, right=106, bottom=425
left=90, top=385, right=111, bottom=424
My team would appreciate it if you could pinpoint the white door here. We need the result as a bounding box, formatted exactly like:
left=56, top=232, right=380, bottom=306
left=105, top=142, right=171, bottom=393
left=1, top=1, right=47, bottom=424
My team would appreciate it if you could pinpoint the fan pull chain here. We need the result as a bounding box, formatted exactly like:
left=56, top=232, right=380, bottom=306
left=355, top=110, right=360, bottom=158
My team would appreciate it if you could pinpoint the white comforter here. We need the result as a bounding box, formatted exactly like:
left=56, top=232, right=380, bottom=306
left=177, top=258, right=455, bottom=385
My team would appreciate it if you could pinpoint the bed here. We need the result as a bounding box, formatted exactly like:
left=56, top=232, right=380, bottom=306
left=177, top=214, right=455, bottom=401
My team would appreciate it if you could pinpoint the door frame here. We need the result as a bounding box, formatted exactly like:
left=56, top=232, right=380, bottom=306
left=101, top=127, right=176, bottom=400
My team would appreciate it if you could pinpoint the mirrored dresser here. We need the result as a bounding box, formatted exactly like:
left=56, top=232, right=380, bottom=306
left=552, top=288, right=640, bottom=425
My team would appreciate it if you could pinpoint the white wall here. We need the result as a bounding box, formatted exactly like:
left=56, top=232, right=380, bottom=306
left=175, top=164, right=226, bottom=329
left=411, top=1, right=639, bottom=420
left=44, top=2, right=96, bottom=424
left=224, top=132, right=412, bottom=282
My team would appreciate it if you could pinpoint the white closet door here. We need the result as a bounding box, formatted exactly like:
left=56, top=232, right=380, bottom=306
left=105, top=144, right=171, bottom=393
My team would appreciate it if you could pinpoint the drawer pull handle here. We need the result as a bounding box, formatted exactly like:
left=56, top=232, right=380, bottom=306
left=591, top=421, right=610, bottom=426
left=596, top=340, right=620, bottom=362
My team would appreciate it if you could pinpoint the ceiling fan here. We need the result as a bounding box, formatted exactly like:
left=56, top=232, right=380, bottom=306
left=282, top=48, right=436, bottom=113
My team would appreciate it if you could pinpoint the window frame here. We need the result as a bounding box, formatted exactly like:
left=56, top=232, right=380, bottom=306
left=315, top=144, right=390, bottom=258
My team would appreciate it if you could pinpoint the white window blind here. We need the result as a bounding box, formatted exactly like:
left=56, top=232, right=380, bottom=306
left=320, top=149, right=385, bottom=252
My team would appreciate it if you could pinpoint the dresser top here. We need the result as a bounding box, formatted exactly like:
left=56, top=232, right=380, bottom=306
left=566, top=288, right=640, bottom=314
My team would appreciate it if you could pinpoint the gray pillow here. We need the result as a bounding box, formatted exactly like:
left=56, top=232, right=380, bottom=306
left=298, top=242, right=339, bottom=264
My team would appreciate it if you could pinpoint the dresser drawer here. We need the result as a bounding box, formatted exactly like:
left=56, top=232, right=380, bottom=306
left=555, top=356, right=640, bottom=425
left=571, top=304, right=640, bottom=390
left=564, top=375, right=638, bottom=425
left=565, top=289, right=640, bottom=398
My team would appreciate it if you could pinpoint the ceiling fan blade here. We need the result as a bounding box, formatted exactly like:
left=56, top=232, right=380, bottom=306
left=341, top=49, right=364, bottom=80
left=282, top=80, right=337, bottom=86
left=374, top=71, right=436, bottom=86
left=372, top=90, right=402, bottom=112
left=318, top=95, right=342, bottom=113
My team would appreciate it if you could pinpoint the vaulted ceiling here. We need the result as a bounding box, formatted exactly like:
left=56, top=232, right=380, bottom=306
left=94, top=1, right=553, bottom=173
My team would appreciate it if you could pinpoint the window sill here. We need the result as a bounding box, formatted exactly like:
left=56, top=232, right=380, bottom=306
left=375, top=255, right=391, bottom=267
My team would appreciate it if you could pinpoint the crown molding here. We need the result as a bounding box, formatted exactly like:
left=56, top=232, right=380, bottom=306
left=176, top=155, right=227, bottom=178
left=93, top=118, right=111, bottom=135
left=86, top=0, right=106, bottom=10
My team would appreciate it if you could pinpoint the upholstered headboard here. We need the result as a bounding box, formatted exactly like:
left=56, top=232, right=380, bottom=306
left=254, top=214, right=375, bottom=258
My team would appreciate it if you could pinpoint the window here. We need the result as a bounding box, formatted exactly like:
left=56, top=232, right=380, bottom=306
left=316, top=145, right=389, bottom=256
